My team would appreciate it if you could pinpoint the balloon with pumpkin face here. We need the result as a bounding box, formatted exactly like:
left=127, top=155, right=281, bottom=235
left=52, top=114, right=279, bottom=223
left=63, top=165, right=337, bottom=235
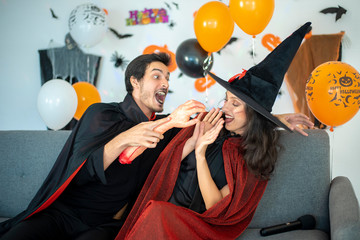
left=306, top=61, right=360, bottom=131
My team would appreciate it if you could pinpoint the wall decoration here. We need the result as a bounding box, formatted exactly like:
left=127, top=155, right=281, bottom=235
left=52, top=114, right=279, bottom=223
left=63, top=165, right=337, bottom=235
left=168, top=20, right=176, bottom=30
left=111, top=52, right=129, bottom=70
left=109, top=28, right=133, bottom=39
left=38, top=33, right=101, bottom=86
left=164, top=2, right=179, bottom=10
left=194, top=74, right=216, bottom=92
left=69, top=3, right=108, bottom=47
left=320, top=5, right=347, bottom=22
left=217, top=37, right=239, bottom=55
left=262, top=34, right=281, bottom=51
left=143, top=45, right=177, bottom=72
left=50, top=8, right=58, bottom=19
left=126, top=8, right=169, bottom=26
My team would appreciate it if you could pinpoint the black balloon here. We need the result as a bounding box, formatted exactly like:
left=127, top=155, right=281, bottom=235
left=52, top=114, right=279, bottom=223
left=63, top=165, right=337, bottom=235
left=175, top=38, right=213, bottom=78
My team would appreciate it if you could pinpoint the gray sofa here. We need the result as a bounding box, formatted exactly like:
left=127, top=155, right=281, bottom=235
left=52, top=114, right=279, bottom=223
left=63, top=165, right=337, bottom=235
left=0, top=130, right=359, bottom=239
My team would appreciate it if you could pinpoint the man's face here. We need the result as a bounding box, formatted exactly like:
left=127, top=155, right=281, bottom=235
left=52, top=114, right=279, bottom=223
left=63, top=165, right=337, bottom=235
left=132, top=61, right=170, bottom=117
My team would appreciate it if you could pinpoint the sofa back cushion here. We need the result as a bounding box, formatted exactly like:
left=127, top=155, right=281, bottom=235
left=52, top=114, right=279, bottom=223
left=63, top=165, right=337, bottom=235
left=248, top=129, right=330, bottom=233
left=0, top=130, right=71, bottom=218
left=0, top=130, right=330, bottom=233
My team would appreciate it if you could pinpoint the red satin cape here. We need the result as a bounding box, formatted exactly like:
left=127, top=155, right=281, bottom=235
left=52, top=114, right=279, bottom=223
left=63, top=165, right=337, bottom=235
left=116, top=125, right=268, bottom=240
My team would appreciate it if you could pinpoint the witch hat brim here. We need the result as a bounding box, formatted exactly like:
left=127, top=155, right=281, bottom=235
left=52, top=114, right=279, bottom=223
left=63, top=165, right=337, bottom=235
left=209, top=71, right=291, bottom=131
left=208, top=22, right=312, bottom=131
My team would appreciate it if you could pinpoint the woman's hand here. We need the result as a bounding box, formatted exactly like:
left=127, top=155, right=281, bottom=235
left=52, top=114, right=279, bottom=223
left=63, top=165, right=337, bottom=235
left=276, top=113, right=314, bottom=136
left=201, top=108, right=223, bottom=133
left=195, top=117, right=224, bottom=157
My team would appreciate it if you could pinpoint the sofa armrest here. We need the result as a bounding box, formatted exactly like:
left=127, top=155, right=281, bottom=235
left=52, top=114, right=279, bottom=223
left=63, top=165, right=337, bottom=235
left=329, top=176, right=360, bottom=240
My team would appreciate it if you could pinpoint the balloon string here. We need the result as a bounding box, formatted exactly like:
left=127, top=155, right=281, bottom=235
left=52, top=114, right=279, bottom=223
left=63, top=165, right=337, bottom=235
left=329, top=129, right=334, bottom=181
left=252, top=37, right=256, bottom=65
left=87, top=56, right=90, bottom=83
left=205, top=75, right=209, bottom=106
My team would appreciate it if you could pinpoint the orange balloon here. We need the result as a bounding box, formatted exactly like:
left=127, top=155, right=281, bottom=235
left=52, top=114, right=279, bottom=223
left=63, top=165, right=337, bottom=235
left=229, top=0, right=274, bottom=37
left=72, top=82, right=101, bottom=120
left=306, top=61, right=360, bottom=129
left=143, top=44, right=177, bottom=72
left=194, top=1, right=234, bottom=53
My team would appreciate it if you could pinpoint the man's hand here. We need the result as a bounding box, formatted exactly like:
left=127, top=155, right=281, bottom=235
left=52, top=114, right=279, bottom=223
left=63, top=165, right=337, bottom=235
left=276, top=113, right=314, bottom=136
left=121, top=118, right=171, bottom=148
left=167, top=100, right=206, bottom=129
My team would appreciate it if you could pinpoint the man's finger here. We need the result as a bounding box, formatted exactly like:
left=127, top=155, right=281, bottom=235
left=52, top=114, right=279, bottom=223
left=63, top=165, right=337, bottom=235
left=150, top=117, right=172, bottom=130
left=182, top=118, right=199, bottom=127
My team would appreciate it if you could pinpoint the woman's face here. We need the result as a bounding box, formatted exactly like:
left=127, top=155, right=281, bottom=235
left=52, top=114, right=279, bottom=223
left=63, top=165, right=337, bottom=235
left=221, top=91, right=247, bottom=135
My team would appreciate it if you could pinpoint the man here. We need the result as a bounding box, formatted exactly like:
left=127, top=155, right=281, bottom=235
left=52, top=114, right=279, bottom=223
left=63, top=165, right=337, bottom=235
left=0, top=53, right=205, bottom=240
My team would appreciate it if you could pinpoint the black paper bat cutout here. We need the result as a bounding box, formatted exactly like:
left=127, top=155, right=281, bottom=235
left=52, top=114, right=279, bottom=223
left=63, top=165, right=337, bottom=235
left=320, top=5, right=347, bottom=21
left=109, top=28, right=133, bottom=39
left=217, top=37, right=238, bottom=55
left=164, top=2, right=171, bottom=10
left=50, top=8, right=58, bottom=19
left=172, top=2, right=179, bottom=10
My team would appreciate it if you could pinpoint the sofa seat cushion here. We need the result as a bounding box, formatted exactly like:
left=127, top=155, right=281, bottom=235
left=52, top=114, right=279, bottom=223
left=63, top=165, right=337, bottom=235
left=237, top=228, right=329, bottom=240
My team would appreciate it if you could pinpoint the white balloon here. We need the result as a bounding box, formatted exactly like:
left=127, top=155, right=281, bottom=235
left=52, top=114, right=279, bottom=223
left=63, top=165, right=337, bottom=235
left=37, top=79, right=78, bottom=130
left=69, top=3, right=108, bottom=47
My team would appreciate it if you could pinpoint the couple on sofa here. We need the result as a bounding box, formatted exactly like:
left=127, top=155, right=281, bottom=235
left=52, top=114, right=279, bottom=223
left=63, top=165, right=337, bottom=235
left=0, top=22, right=313, bottom=240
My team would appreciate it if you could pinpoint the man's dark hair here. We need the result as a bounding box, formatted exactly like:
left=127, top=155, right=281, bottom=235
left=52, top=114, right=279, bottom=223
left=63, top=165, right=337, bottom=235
left=125, top=53, right=171, bottom=94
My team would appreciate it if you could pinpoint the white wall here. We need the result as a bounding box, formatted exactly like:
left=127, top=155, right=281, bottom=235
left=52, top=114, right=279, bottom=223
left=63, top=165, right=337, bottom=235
left=0, top=0, right=359, bottom=199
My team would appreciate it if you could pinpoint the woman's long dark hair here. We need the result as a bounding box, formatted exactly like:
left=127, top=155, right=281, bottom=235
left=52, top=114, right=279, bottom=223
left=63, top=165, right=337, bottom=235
left=240, top=105, right=281, bottom=180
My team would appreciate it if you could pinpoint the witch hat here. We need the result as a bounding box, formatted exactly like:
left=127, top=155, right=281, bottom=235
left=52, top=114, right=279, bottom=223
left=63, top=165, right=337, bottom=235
left=208, top=22, right=311, bottom=131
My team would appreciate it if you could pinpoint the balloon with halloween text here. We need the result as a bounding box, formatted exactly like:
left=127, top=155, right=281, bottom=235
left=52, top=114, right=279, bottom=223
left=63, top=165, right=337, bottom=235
left=194, top=1, right=234, bottom=53
left=69, top=3, right=108, bottom=47
left=37, top=79, right=78, bottom=130
left=176, top=38, right=213, bottom=78
left=306, top=61, right=360, bottom=130
left=229, top=0, right=274, bottom=37
left=73, top=82, right=101, bottom=120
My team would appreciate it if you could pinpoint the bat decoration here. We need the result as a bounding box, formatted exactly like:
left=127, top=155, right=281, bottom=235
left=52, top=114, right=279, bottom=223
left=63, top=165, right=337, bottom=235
left=320, top=5, right=347, bottom=21
left=164, top=2, right=179, bottom=10
left=50, top=8, right=58, bottom=19
left=217, top=37, right=238, bottom=55
left=164, top=2, right=171, bottom=10
left=172, top=2, right=179, bottom=10
left=111, top=51, right=129, bottom=70
left=248, top=49, right=257, bottom=58
left=109, top=28, right=133, bottom=39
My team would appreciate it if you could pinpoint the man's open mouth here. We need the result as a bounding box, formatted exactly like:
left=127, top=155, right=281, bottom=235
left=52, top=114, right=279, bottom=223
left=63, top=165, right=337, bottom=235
left=155, top=90, right=167, bottom=104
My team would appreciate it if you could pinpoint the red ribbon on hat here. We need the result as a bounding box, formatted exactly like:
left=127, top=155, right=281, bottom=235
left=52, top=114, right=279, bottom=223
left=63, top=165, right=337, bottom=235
left=228, top=69, right=247, bottom=83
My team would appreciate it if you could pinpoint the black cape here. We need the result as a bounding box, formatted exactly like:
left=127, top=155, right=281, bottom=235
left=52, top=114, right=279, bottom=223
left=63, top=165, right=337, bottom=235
left=0, top=94, right=180, bottom=235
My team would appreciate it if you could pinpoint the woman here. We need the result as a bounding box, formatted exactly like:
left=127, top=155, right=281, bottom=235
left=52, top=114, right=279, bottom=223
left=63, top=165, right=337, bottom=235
left=116, top=22, right=312, bottom=240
